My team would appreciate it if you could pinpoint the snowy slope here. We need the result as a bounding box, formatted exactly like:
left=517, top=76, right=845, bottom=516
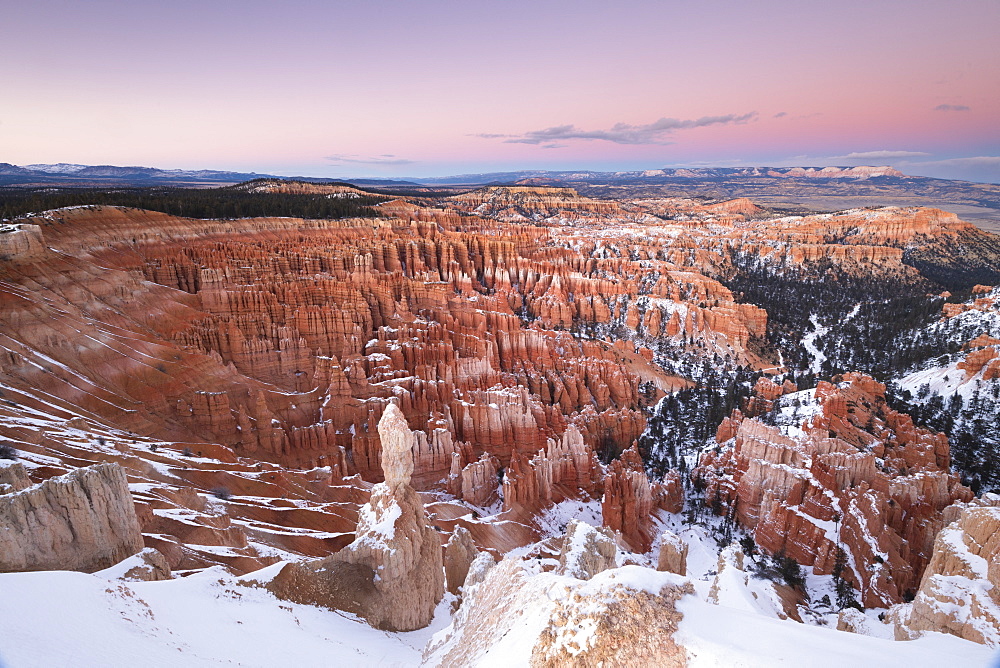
left=0, top=567, right=449, bottom=668
left=676, top=594, right=993, bottom=668
left=1, top=529, right=996, bottom=666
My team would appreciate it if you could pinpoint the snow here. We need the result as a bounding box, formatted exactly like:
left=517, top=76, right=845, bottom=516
left=802, top=314, right=829, bottom=374
left=0, top=568, right=434, bottom=668
left=427, top=550, right=994, bottom=668
left=676, top=593, right=993, bottom=667
left=897, top=349, right=997, bottom=405
left=355, top=485, right=401, bottom=552
left=532, top=498, right=604, bottom=538
left=49, top=557, right=979, bottom=668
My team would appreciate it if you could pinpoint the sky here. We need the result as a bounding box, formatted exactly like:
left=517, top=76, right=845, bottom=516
left=3, top=0, right=999, bottom=182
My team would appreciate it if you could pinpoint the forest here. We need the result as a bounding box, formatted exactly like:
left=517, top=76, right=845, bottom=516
left=0, top=181, right=390, bottom=221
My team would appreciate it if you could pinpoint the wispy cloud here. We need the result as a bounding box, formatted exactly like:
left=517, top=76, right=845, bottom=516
left=825, top=150, right=931, bottom=161
left=325, top=154, right=415, bottom=165
left=773, top=111, right=788, bottom=118
left=934, top=104, right=971, bottom=112
left=476, top=112, right=758, bottom=147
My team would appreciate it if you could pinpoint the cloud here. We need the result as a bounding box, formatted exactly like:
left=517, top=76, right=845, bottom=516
left=934, top=104, right=971, bottom=112
left=908, top=156, right=1000, bottom=168
left=825, top=150, right=931, bottom=161
left=477, top=112, right=758, bottom=147
left=773, top=112, right=788, bottom=118
left=324, top=154, right=415, bottom=165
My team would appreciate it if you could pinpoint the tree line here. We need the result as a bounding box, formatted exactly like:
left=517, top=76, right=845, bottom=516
left=0, top=182, right=390, bottom=221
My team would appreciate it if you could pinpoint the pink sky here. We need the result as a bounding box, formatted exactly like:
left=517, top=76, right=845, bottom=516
left=3, top=0, right=998, bottom=182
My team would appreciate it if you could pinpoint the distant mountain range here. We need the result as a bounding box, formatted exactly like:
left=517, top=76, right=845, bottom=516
left=0, top=162, right=921, bottom=188
left=3, top=161, right=999, bottom=232
left=416, top=165, right=908, bottom=184
left=0, top=163, right=418, bottom=188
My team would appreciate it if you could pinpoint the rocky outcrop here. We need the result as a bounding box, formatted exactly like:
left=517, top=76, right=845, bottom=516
left=0, top=462, right=143, bottom=573
left=556, top=519, right=617, bottom=580
left=894, top=496, right=1000, bottom=645
left=449, top=452, right=500, bottom=507
left=602, top=445, right=654, bottom=552
left=958, top=343, right=1000, bottom=380
left=695, top=374, right=972, bottom=607
left=267, top=404, right=444, bottom=631
left=837, top=608, right=873, bottom=635
left=0, top=461, right=32, bottom=493
left=99, top=547, right=173, bottom=582
left=657, top=530, right=688, bottom=575
left=424, top=559, right=692, bottom=667
left=0, top=224, right=46, bottom=261
left=743, top=377, right=797, bottom=417
left=532, top=571, right=692, bottom=667
left=445, top=525, right=480, bottom=595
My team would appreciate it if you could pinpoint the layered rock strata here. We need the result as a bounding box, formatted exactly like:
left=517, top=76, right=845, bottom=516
left=894, top=496, right=1000, bottom=645
left=695, top=374, right=972, bottom=606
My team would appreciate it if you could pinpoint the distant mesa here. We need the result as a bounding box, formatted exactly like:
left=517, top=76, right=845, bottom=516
left=417, top=165, right=910, bottom=185
left=0, top=161, right=907, bottom=189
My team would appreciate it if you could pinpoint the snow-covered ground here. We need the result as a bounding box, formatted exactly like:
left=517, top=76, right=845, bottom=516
left=801, top=304, right=860, bottom=375
left=802, top=314, right=830, bottom=375
left=676, top=594, right=992, bottom=668
left=0, top=566, right=453, bottom=667
left=1, top=518, right=996, bottom=666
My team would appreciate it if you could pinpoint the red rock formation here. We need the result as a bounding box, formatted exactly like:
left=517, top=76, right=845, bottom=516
left=267, top=404, right=444, bottom=631
left=958, top=344, right=1000, bottom=380
left=1, top=197, right=992, bottom=575
left=450, top=452, right=501, bottom=507
left=895, top=497, right=1000, bottom=645
left=602, top=445, right=654, bottom=552
left=695, top=374, right=972, bottom=606
left=743, top=377, right=797, bottom=417
left=501, top=425, right=603, bottom=513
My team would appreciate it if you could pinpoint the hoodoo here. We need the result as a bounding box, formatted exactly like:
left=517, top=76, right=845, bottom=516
left=267, top=403, right=444, bottom=631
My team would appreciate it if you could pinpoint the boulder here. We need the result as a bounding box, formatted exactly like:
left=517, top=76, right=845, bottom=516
left=99, top=547, right=173, bottom=582
left=657, top=530, right=688, bottom=576
left=445, top=526, right=480, bottom=594
left=556, top=519, right=617, bottom=580
left=0, top=463, right=143, bottom=573
left=836, top=608, right=871, bottom=635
